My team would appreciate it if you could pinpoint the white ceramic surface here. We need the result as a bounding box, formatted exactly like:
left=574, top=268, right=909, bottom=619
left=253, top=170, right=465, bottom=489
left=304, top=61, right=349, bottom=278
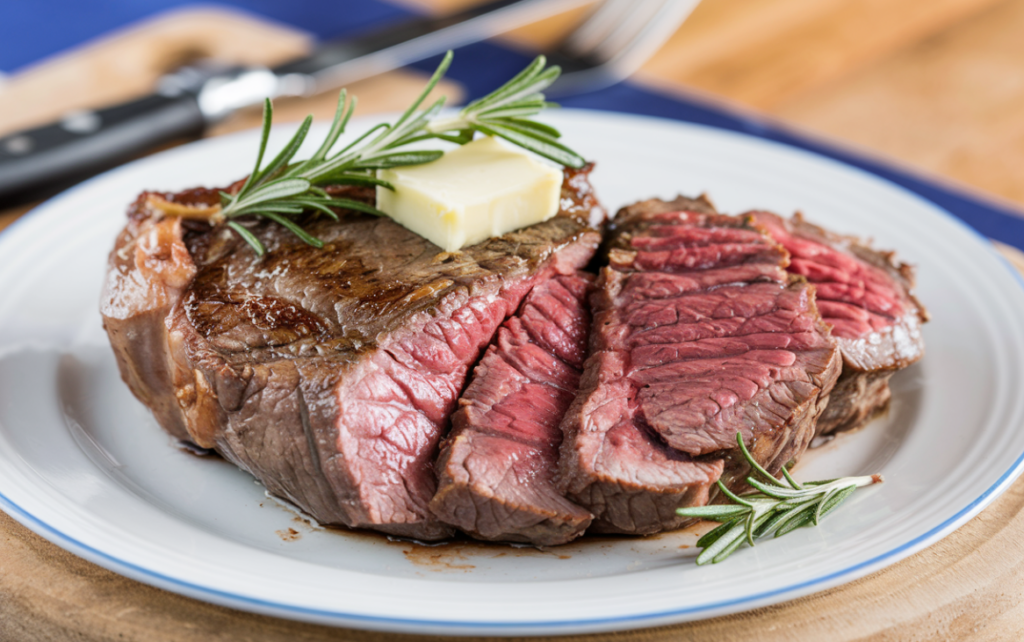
left=1, top=110, right=1023, bottom=636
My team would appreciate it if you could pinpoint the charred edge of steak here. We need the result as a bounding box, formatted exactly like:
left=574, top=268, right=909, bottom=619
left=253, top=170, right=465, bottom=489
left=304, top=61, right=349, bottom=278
left=816, top=368, right=893, bottom=436
left=747, top=210, right=927, bottom=436
left=557, top=197, right=841, bottom=535
left=102, top=165, right=604, bottom=542
left=429, top=272, right=595, bottom=546
left=101, top=215, right=198, bottom=443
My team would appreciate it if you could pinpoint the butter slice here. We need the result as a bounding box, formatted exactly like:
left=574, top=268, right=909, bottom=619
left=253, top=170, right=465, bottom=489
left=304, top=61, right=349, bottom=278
left=376, top=136, right=563, bottom=252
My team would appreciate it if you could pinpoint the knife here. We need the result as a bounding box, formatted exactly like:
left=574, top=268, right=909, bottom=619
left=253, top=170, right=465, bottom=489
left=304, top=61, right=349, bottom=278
left=0, top=0, right=590, bottom=206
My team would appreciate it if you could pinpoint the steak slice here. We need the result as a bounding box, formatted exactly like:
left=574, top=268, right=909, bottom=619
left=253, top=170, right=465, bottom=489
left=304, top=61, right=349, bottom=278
left=430, top=271, right=595, bottom=545
left=101, top=167, right=604, bottom=541
left=749, top=211, right=927, bottom=435
left=557, top=196, right=841, bottom=534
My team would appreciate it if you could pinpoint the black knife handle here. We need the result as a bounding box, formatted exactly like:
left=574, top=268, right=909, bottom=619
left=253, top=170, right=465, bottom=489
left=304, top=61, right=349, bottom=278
left=0, top=93, right=206, bottom=206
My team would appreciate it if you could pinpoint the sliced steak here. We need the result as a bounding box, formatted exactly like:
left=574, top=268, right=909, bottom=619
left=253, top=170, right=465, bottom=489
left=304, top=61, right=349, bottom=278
left=749, top=211, right=927, bottom=435
left=430, top=272, right=594, bottom=546
left=101, top=167, right=604, bottom=541
left=557, top=196, right=841, bottom=534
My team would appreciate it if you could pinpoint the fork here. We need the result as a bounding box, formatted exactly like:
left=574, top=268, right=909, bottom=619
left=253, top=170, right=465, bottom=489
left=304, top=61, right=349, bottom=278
left=547, top=0, right=703, bottom=95
left=0, top=0, right=699, bottom=205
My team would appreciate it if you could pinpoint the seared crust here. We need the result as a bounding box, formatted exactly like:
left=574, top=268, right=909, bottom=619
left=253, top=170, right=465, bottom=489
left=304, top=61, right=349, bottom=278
left=101, top=167, right=604, bottom=541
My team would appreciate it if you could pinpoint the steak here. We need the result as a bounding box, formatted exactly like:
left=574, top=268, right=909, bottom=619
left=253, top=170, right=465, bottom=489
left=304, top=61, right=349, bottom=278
left=557, top=196, right=841, bottom=534
left=101, top=167, right=604, bottom=541
left=749, top=211, right=927, bottom=435
left=430, top=271, right=594, bottom=545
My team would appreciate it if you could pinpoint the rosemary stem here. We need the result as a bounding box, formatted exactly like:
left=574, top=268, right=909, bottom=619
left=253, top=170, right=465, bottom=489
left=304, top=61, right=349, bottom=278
left=679, top=433, right=884, bottom=565
left=200, top=51, right=583, bottom=256
left=426, top=115, right=472, bottom=134
left=816, top=474, right=884, bottom=493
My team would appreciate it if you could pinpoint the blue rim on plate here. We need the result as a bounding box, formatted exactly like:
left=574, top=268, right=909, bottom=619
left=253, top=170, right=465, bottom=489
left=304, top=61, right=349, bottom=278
left=2, top=443, right=1024, bottom=632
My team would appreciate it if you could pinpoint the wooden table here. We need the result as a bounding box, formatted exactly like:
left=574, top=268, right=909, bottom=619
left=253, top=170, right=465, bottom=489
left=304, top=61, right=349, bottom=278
left=4, top=1, right=1024, bottom=639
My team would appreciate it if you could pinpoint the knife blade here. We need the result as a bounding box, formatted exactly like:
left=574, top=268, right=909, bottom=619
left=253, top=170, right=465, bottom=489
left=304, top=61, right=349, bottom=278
left=0, top=0, right=590, bottom=207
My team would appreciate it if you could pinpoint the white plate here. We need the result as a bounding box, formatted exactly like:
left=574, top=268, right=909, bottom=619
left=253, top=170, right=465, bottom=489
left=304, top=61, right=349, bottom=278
left=1, top=110, right=1024, bottom=636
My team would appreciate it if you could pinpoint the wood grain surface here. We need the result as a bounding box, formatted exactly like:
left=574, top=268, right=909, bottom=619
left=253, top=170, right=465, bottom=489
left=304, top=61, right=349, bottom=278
left=3, top=2, right=1024, bottom=640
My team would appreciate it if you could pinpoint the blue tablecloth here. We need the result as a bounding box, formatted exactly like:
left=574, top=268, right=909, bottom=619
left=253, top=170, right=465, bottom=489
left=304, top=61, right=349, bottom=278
left=4, top=0, right=1024, bottom=250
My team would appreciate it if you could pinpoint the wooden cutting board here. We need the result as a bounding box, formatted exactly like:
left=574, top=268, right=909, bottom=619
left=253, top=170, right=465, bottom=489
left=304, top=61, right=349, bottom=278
left=4, top=3, right=1024, bottom=640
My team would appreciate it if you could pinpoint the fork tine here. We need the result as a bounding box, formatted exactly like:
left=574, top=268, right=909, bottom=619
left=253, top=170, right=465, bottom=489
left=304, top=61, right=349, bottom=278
left=589, top=0, right=678, bottom=62
left=592, top=0, right=700, bottom=64
left=589, top=0, right=700, bottom=63
left=560, top=0, right=637, bottom=58
left=545, top=0, right=702, bottom=95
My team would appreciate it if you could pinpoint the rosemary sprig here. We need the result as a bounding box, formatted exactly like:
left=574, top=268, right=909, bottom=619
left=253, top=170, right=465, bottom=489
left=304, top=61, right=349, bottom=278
left=677, top=433, right=882, bottom=565
left=206, top=50, right=584, bottom=256
left=424, top=55, right=584, bottom=167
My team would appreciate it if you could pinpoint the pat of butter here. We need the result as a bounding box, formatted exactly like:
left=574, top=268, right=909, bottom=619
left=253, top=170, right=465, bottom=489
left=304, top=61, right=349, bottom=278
left=376, top=136, right=563, bottom=252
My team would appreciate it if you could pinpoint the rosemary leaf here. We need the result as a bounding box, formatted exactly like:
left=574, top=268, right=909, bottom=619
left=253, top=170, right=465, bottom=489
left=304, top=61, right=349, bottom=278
left=696, top=518, right=743, bottom=549
left=474, top=104, right=554, bottom=121
left=228, top=179, right=311, bottom=214
left=755, top=499, right=815, bottom=538
left=318, top=198, right=387, bottom=217
left=310, top=90, right=352, bottom=163
left=474, top=121, right=584, bottom=167
left=287, top=199, right=341, bottom=220
left=774, top=510, right=817, bottom=537
left=815, top=484, right=857, bottom=524
left=462, top=55, right=547, bottom=112
left=260, top=212, right=324, bottom=248
left=745, top=477, right=800, bottom=500
left=324, top=123, right=389, bottom=166
left=227, top=221, right=266, bottom=256
left=819, top=484, right=858, bottom=516
left=677, top=432, right=882, bottom=565
left=673, top=505, right=750, bottom=520
left=309, top=172, right=393, bottom=190
left=235, top=99, right=274, bottom=200
left=355, top=150, right=445, bottom=169
left=254, top=115, right=313, bottom=185
left=715, top=480, right=754, bottom=508
left=697, top=522, right=747, bottom=565
left=394, top=51, right=452, bottom=130
left=501, top=117, right=563, bottom=139
left=234, top=204, right=306, bottom=216
left=781, top=466, right=804, bottom=490
left=736, top=429, right=779, bottom=481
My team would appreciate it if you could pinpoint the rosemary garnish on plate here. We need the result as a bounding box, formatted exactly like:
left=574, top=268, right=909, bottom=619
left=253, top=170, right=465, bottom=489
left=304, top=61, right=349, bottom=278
left=677, top=433, right=883, bottom=565
left=181, top=51, right=584, bottom=256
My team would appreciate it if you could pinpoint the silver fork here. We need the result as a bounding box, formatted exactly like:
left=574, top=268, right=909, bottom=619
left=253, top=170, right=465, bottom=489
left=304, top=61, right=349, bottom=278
left=547, top=0, right=703, bottom=95
left=0, top=0, right=699, bottom=205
